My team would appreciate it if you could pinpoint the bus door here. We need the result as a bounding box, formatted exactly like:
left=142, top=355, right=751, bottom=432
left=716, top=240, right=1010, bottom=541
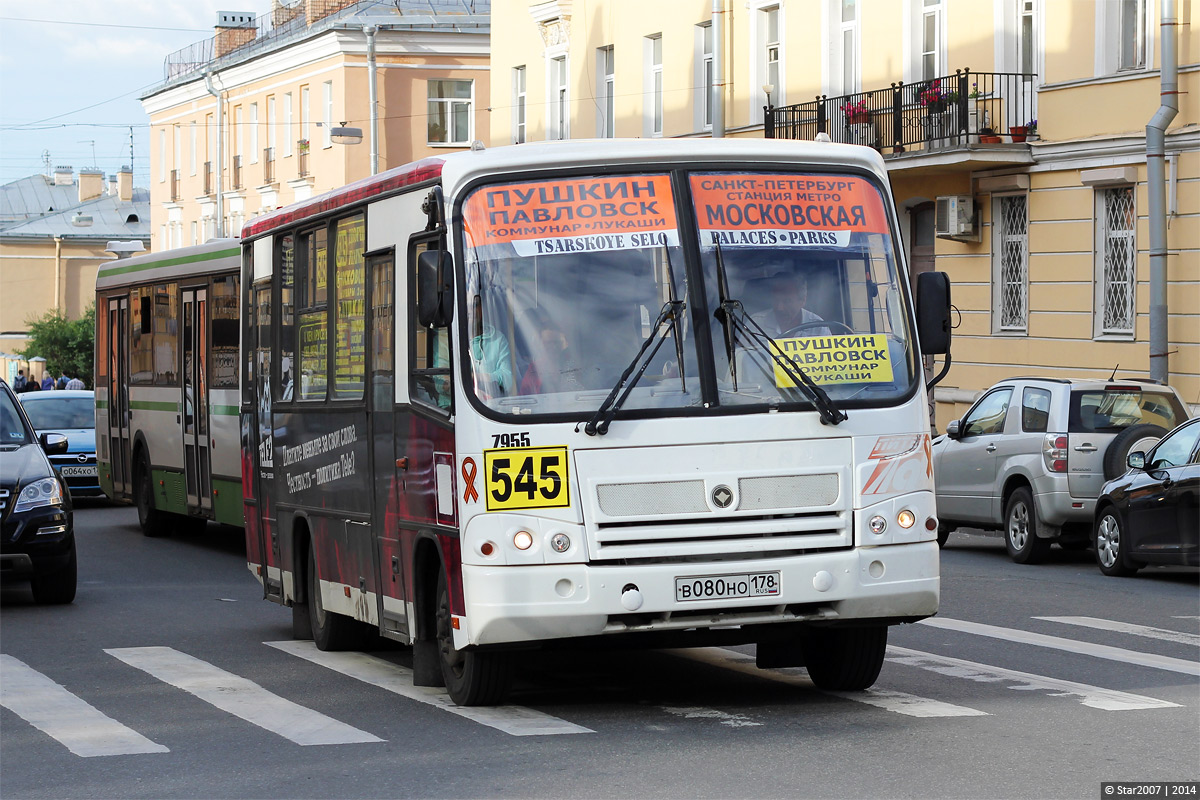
left=366, top=251, right=407, bottom=637
left=182, top=287, right=213, bottom=512
left=107, top=296, right=131, bottom=495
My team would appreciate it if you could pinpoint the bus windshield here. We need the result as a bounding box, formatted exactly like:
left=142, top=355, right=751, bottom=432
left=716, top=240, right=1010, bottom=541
left=459, top=169, right=916, bottom=419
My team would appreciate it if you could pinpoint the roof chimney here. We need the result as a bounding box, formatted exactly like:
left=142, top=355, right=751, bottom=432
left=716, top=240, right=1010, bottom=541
left=79, top=168, right=104, bottom=203
left=53, top=166, right=74, bottom=186
left=108, top=174, right=118, bottom=195
left=117, top=166, right=133, bottom=202
left=214, top=11, right=257, bottom=58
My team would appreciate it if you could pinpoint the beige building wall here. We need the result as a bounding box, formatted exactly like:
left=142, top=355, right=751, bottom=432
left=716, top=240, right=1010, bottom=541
left=0, top=238, right=109, bottom=356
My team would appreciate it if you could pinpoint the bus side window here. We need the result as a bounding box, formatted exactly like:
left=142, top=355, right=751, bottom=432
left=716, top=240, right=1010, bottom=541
left=409, top=238, right=452, bottom=411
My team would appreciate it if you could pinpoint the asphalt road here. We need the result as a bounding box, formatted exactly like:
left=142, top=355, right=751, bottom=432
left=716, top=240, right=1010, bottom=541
left=2, top=503, right=1197, bottom=800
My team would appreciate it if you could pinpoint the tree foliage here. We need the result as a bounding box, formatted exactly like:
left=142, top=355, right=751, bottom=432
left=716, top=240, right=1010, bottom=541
left=18, top=305, right=95, bottom=388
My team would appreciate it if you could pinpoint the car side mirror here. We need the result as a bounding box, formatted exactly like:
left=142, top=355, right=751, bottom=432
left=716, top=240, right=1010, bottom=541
left=1126, top=451, right=1146, bottom=471
left=416, top=249, right=453, bottom=328
left=40, top=432, right=68, bottom=455
left=945, top=420, right=961, bottom=440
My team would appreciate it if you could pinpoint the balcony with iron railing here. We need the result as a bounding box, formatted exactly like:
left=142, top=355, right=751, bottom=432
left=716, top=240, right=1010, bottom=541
left=765, top=69, right=1037, bottom=170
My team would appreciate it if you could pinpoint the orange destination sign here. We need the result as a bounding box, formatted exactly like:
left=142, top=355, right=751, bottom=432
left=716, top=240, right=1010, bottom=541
left=689, top=173, right=890, bottom=248
left=463, top=175, right=679, bottom=256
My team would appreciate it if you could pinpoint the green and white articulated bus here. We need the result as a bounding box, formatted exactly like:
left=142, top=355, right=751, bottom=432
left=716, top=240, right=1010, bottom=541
left=95, top=240, right=245, bottom=535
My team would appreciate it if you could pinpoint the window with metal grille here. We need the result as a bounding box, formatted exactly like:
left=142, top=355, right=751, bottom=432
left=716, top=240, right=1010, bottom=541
left=996, top=194, right=1028, bottom=332
left=1100, top=187, right=1136, bottom=334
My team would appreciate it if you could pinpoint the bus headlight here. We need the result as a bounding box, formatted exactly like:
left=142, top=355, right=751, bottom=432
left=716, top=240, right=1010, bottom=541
left=550, top=532, right=571, bottom=553
left=512, top=530, right=534, bottom=551
left=868, top=515, right=887, bottom=534
left=14, top=478, right=63, bottom=513
left=897, top=509, right=916, bottom=529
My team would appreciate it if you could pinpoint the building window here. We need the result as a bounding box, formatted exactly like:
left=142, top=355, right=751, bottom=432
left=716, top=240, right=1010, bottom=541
left=235, top=106, right=244, bottom=162
left=697, top=23, right=714, bottom=129
left=267, top=95, right=276, bottom=158
left=249, top=103, right=258, bottom=164
left=549, top=55, right=569, bottom=140
left=283, top=93, right=293, bottom=157
left=1020, top=0, right=1036, bottom=76
left=301, top=86, right=310, bottom=144
left=513, top=66, right=527, bottom=144
left=994, top=194, right=1029, bottom=332
left=427, top=80, right=473, bottom=145
left=323, top=81, right=333, bottom=148
left=765, top=7, right=780, bottom=105
left=1119, top=0, right=1146, bottom=70
left=921, top=0, right=943, bottom=81
left=646, top=35, right=663, bottom=137
left=189, top=122, right=197, bottom=176
left=598, top=46, right=615, bottom=138
left=173, top=125, right=181, bottom=180
left=752, top=3, right=782, bottom=118
left=1098, top=186, right=1136, bottom=336
left=841, top=0, right=858, bottom=94
left=159, top=129, right=166, bottom=182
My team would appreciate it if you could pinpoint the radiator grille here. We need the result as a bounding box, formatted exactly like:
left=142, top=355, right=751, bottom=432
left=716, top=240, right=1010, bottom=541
left=738, top=473, right=838, bottom=510
left=596, top=480, right=708, bottom=516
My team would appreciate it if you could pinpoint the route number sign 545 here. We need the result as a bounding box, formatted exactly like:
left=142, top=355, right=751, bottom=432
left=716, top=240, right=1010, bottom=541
left=483, top=446, right=570, bottom=511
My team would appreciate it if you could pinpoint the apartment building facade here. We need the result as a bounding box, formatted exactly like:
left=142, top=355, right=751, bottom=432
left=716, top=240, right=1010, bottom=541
left=140, top=0, right=490, bottom=252
left=490, top=0, right=1199, bottom=422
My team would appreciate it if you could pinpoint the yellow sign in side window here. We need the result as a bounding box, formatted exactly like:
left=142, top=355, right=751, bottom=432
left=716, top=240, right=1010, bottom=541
left=483, top=446, right=571, bottom=512
left=771, top=333, right=895, bottom=387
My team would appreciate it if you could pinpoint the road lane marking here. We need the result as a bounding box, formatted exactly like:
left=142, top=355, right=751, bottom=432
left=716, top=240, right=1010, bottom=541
left=1034, top=616, right=1200, bottom=648
left=672, top=647, right=989, bottom=718
left=0, top=655, right=168, bottom=757
left=105, top=646, right=382, bottom=746
left=265, top=641, right=593, bottom=736
left=918, top=617, right=1200, bottom=677
left=886, top=646, right=1180, bottom=711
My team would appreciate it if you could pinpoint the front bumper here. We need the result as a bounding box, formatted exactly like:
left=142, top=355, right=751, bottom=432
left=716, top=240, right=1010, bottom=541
left=459, top=541, right=939, bottom=647
left=1, top=506, right=74, bottom=578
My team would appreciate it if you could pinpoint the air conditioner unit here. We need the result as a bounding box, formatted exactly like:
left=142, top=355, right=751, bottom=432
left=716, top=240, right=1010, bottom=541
left=935, top=195, right=976, bottom=239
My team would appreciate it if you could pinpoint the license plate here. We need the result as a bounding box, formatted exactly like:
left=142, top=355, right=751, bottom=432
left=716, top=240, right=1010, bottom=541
left=675, top=572, right=781, bottom=602
left=59, top=465, right=97, bottom=477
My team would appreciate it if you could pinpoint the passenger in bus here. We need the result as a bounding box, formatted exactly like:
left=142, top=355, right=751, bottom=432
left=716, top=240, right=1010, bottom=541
left=751, top=272, right=831, bottom=338
left=519, top=309, right=582, bottom=395
left=469, top=295, right=512, bottom=398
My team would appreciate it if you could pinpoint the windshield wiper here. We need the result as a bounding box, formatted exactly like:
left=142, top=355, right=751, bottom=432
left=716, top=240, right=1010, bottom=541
left=584, top=299, right=687, bottom=436
left=710, top=243, right=847, bottom=426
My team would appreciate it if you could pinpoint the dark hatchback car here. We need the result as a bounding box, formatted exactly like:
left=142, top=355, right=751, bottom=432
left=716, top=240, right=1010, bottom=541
left=0, top=379, right=76, bottom=603
left=1093, top=416, right=1200, bottom=577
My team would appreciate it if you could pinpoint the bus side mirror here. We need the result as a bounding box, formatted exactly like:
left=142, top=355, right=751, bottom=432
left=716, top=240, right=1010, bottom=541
left=417, top=249, right=454, bottom=328
left=916, top=271, right=951, bottom=355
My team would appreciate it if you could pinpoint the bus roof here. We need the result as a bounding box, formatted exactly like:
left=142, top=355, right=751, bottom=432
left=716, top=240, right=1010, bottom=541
left=240, top=138, right=892, bottom=241
left=95, top=238, right=241, bottom=291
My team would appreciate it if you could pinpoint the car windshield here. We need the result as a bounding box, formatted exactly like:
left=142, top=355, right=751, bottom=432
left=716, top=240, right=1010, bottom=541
left=1069, top=388, right=1186, bottom=433
left=1, top=389, right=32, bottom=446
left=457, top=169, right=915, bottom=419
left=21, top=396, right=95, bottom=430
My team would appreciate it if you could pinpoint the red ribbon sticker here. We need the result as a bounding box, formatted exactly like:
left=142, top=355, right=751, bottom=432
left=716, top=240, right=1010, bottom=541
left=461, top=458, right=479, bottom=503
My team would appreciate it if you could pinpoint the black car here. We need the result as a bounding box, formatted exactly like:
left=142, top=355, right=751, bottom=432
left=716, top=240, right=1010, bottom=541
left=1093, top=416, right=1200, bottom=577
left=0, top=379, right=76, bottom=603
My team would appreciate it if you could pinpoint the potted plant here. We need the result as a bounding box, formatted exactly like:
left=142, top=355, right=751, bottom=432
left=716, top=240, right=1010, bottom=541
left=920, top=80, right=947, bottom=114
left=841, top=98, right=871, bottom=125
left=1009, top=123, right=1029, bottom=142
left=1025, top=119, right=1038, bottom=140
left=979, top=126, right=1001, bottom=144
left=297, top=138, right=310, bottom=154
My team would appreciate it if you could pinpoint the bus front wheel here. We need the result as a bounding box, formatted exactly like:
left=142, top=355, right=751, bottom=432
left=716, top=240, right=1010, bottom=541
left=801, top=625, right=888, bottom=691
left=135, top=454, right=168, bottom=537
left=436, top=570, right=511, bottom=706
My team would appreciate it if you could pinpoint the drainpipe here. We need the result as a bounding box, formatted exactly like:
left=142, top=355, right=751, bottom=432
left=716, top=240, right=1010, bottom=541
left=365, top=25, right=379, bottom=175
left=53, top=236, right=63, bottom=313
left=204, top=69, right=225, bottom=239
left=711, top=0, right=724, bottom=138
left=1146, top=0, right=1178, bottom=384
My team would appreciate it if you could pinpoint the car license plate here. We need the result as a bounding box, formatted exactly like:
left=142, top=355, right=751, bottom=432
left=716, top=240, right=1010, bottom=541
left=59, top=465, right=97, bottom=478
left=675, top=572, right=781, bottom=602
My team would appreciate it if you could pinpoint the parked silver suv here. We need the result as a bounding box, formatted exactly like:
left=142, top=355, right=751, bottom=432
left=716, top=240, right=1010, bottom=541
left=931, top=377, right=1189, bottom=562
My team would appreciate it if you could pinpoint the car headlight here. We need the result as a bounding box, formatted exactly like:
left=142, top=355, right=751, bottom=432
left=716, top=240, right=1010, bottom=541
left=13, top=478, right=64, bottom=513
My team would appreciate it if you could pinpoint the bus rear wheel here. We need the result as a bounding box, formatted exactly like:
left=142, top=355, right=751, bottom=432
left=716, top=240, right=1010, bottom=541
left=801, top=625, right=888, bottom=691
left=135, top=454, right=168, bottom=537
left=307, top=548, right=366, bottom=651
left=436, top=570, right=511, bottom=706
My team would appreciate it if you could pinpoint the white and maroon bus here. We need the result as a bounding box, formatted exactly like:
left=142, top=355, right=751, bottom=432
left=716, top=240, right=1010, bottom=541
left=240, top=138, right=952, bottom=706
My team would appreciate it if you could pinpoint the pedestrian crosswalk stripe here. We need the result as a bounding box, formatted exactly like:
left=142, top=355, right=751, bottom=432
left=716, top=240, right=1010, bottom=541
left=919, top=617, right=1200, bottom=676
left=265, top=641, right=593, bottom=736
left=1034, top=616, right=1200, bottom=648
left=0, top=655, right=168, bottom=757
left=105, top=647, right=383, bottom=746
left=886, top=646, right=1180, bottom=711
left=672, top=647, right=989, bottom=718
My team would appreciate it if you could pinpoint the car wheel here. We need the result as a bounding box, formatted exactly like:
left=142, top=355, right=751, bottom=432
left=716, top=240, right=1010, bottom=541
left=30, top=540, right=77, bottom=605
left=436, top=569, right=511, bottom=706
left=936, top=525, right=951, bottom=548
left=1094, top=507, right=1139, bottom=577
left=1004, top=487, right=1050, bottom=564
left=1103, top=424, right=1168, bottom=480
left=801, top=625, right=888, bottom=691
left=134, top=454, right=168, bottom=537
left=307, top=548, right=367, bottom=651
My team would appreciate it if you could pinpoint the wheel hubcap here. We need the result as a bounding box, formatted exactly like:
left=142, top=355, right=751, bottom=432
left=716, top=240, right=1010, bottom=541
left=1097, top=516, right=1120, bottom=568
left=1008, top=502, right=1029, bottom=550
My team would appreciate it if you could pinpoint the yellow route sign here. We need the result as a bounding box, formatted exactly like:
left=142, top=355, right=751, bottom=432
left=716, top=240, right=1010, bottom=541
left=771, top=334, right=895, bottom=387
left=483, top=446, right=571, bottom=511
